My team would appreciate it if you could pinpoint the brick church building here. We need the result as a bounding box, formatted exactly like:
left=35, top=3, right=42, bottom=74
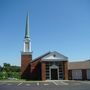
left=21, top=14, right=90, bottom=80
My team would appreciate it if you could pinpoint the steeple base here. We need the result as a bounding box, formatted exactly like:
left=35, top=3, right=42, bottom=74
left=21, top=52, right=32, bottom=80
left=21, top=52, right=32, bottom=55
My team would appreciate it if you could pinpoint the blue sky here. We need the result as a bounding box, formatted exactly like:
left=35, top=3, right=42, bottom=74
left=0, top=0, right=90, bottom=66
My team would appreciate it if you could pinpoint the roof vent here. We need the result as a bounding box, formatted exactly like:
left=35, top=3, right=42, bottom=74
left=53, top=54, right=56, bottom=57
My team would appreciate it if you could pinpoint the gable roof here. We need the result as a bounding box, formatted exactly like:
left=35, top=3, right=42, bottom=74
left=68, top=60, right=90, bottom=69
left=41, top=51, right=68, bottom=61
left=31, top=51, right=68, bottom=62
left=31, top=51, right=50, bottom=62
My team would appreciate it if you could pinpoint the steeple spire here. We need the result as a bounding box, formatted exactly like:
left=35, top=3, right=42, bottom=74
left=25, top=13, right=30, bottom=38
left=23, top=13, right=31, bottom=52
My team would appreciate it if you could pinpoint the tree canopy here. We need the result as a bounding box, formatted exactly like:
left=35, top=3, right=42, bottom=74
left=0, top=63, right=20, bottom=80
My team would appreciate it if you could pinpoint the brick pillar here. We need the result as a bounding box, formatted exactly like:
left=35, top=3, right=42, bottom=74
left=82, top=69, right=87, bottom=80
left=21, top=52, right=32, bottom=79
left=41, top=62, right=46, bottom=80
left=68, top=70, right=72, bottom=80
left=63, top=61, right=68, bottom=80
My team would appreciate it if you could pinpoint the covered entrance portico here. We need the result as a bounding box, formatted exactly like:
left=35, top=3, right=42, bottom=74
left=41, top=51, right=68, bottom=80
left=45, top=61, right=64, bottom=80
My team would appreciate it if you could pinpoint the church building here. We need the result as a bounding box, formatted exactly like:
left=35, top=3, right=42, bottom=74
left=21, top=14, right=90, bottom=80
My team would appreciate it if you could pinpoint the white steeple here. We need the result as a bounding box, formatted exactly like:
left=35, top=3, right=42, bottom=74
left=23, top=13, right=31, bottom=52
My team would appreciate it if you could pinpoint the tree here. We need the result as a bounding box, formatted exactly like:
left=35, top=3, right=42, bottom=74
left=0, top=63, right=20, bottom=79
left=0, top=71, right=8, bottom=79
left=11, top=66, right=20, bottom=72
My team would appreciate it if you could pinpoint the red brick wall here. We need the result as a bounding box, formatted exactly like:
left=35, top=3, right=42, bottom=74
left=63, top=61, right=68, bottom=80
left=31, top=61, right=68, bottom=80
left=31, top=59, right=41, bottom=80
left=21, top=54, right=32, bottom=79
left=41, top=62, right=46, bottom=80
left=82, top=69, right=87, bottom=80
left=68, top=70, right=72, bottom=80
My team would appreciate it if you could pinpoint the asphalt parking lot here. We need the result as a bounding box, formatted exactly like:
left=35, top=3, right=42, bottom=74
left=0, top=80, right=90, bottom=90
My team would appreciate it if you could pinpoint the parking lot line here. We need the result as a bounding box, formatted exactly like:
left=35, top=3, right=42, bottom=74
left=26, top=84, right=31, bottom=86
left=52, top=81, right=58, bottom=85
left=17, top=82, right=23, bottom=86
left=60, top=81, right=69, bottom=85
left=44, top=83, right=49, bottom=86
left=37, top=82, right=39, bottom=86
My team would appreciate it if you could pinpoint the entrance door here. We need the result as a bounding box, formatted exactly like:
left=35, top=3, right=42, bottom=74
left=51, top=69, right=58, bottom=80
